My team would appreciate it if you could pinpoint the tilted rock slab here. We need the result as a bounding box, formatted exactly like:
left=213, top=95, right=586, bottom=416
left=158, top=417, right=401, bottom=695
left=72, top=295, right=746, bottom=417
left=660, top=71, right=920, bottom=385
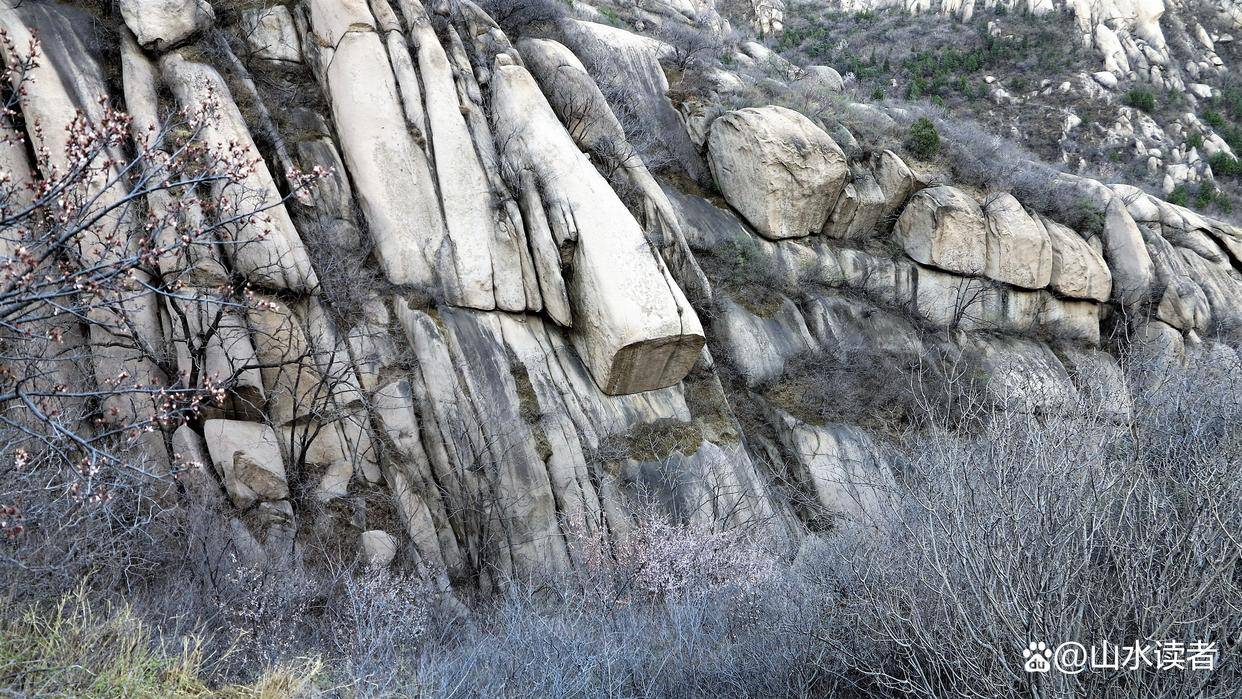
left=707, top=106, right=848, bottom=240
left=402, top=0, right=531, bottom=312
left=519, top=36, right=713, bottom=306
left=306, top=0, right=445, bottom=290
left=0, top=3, right=169, bottom=425
left=557, top=18, right=707, bottom=183
left=161, top=54, right=319, bottom=292
left=491, top=59, right=705, bottom=395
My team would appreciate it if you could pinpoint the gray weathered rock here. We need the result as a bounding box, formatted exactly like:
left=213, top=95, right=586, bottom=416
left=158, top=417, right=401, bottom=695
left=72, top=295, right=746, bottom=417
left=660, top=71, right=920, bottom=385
left=967, top=336, right=1079, bottom=413
left=203, top=420, right=289, bottom=509
left=769, top=409, right=893, bottom=520
left=557, top=19, right=707, bottom=182
left=823, top=164, right=886, bottom=239
left=804, top=65, right=845, bottom=91
left=714, top=296, right=816, bottom=387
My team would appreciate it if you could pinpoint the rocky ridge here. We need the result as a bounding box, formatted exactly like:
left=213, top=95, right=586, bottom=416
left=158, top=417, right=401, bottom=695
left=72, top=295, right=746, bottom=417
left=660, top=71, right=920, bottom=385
left=1, top=0, right=1240, bottom=591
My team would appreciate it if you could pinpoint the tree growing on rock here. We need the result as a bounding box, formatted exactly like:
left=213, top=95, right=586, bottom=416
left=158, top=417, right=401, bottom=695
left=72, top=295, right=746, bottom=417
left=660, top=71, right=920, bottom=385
left=0, top=37, right=326, bottom=587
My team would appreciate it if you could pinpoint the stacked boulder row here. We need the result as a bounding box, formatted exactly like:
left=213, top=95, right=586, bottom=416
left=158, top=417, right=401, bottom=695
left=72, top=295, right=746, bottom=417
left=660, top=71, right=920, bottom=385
left=694, top=101, right=1242, bottom=416
left=1, top=0, right=1239, bottom=588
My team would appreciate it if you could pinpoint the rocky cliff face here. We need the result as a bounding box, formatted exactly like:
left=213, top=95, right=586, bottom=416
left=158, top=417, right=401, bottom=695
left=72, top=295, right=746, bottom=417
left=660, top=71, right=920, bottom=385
left=2, top=0, right=1240, bottom=591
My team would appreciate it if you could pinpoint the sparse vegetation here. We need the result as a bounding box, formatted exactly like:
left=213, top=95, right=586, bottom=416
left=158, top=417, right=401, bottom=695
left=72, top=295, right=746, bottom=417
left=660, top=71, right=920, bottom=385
left=0, top=587, right=321, bottom=697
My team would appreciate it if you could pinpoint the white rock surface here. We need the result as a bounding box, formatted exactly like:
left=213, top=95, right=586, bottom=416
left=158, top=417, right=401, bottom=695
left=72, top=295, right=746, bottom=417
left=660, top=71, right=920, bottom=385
left=307, top=0, right=445, bottom=289
left=895, top=186, right=988, bottom=276
left=707, top=106, right=848, bottom=240
left=120, top=0, right=213, bottom=51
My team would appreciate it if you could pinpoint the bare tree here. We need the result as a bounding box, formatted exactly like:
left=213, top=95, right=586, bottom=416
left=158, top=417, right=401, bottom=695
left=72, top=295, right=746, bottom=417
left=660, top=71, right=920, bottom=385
left=0, top=36, right=325, bottom=587
left=657, top=20, right=724, bottom=73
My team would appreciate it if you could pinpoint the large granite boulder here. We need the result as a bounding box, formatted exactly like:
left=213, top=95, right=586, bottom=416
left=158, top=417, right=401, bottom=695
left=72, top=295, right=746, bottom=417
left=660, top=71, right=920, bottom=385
left=982, top=193, right=1052, bottom=289
left=120, top=0, right=213, bottom=52
left=1039, top=215, right=1112, bottom=302
left=1102, top=197, right=1155, bottom=305
left=895, top=186, right=988, bottom=276
left=707, top=106, right=848, bottom=240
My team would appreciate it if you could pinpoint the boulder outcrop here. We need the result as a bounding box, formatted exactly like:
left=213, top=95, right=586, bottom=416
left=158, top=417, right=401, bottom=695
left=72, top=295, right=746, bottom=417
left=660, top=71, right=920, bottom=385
left=895, top=186, right=988, bottom=276
left=6, top=0, right=1239, bottom=597
left=707, top=106, right=848, bottom=240
left=490, top=60, right=705, bottom=395
left=120, top=0, right=213, bottom=52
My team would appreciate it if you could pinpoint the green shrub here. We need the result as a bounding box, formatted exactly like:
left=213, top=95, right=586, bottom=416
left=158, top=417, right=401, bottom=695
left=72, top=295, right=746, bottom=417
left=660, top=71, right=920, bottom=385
left=1168, top=185, right=1189, bottom=207
left=1186, top=132, right=1204, bottom=150
left=1203, top=110, right=1226, bottom=128
left=905, top=117, right=941, bottom=160
left=871, top=87, right=884, bottom=101
left=1208, top=151, right=1242, bottom=177
left=1123, top=89, right=1156, bottom=113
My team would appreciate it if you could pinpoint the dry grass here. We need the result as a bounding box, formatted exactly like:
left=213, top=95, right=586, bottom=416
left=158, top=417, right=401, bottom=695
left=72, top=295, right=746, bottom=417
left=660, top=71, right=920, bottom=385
left=0, top=586, right=323, bottom=698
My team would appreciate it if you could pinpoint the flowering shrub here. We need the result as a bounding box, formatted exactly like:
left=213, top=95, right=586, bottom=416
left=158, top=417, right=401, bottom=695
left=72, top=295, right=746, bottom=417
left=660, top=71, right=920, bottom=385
left=568, top=512, right=776, bottom=602
left=0, top=32, right=325, bottom=588
left=329, top=565, right=431, bottom=656
left=215, top=557, right=315, bottom=670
